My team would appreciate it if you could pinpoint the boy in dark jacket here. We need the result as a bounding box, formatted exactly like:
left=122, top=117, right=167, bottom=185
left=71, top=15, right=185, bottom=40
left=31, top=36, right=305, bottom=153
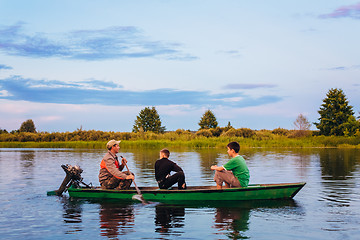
left=155, top=148, right=187, bottom=190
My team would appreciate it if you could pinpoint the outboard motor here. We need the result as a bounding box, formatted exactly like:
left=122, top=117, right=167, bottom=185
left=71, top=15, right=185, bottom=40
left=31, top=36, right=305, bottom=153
left=49, top=164, right=91, bottom=196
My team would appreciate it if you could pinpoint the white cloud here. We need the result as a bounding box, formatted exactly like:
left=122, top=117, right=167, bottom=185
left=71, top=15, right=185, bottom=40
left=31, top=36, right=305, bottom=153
left=0, top=90, right=12, bottom=97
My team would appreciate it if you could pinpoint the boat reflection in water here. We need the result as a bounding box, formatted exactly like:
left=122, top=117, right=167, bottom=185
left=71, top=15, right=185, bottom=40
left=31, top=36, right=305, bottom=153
left=60, top=198, right=135, bottom=237
left=155, top=204, right=185, bottom=234
left=213, top=199, right=300, bottom=239
left=214, top=206, right=250, bottom=239
left=154, top=199, right=300, bottom=239
left=59, top=196, right=302, bottom=239
left=60, top=197, right=83, bottom=234
left=98, top=201, right=135, bottom=238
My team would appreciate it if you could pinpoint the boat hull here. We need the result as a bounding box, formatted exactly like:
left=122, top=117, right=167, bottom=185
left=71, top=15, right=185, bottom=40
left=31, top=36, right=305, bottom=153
left=67, top=182, right=306, bottom=202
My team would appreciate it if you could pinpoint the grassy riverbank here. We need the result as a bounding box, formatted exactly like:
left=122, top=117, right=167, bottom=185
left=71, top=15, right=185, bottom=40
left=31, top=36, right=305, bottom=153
left=1, top=135, right=360, bottom=149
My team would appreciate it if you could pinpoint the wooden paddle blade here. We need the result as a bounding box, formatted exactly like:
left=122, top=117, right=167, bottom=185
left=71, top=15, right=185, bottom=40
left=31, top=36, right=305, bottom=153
left=132, top=194, right=147, bottom=204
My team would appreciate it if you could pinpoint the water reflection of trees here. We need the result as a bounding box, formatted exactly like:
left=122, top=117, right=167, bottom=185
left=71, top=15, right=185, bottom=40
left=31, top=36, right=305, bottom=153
left=154, top=204, right=185, bottom=235
left=126, top=148, right=158, bottom=168
left=319, top=149, right=359, bottom=179
left=319, top=149, right=360, bottom=207
left=195, top=148, right=222, bottom=180
left=241, top=148, right=314, bottom=182
left=20, top=151, right=35, bottom=175
left=124, top=148, right=159, bottom=181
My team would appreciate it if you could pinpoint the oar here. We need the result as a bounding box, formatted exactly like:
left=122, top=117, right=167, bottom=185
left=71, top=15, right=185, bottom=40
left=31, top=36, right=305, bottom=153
left=120, top=156, right=147, bottom=204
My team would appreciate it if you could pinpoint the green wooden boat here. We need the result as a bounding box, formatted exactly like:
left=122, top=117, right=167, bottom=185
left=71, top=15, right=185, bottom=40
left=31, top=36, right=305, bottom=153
left=67, top=182, right=306, bottom=202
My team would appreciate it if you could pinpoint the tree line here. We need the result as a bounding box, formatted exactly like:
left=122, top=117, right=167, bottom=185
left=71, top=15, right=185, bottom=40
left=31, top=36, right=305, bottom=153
left=0, top=126, right=319, bottom=143
left=123, top=88, right=360, bottom=137
left=1, top=88, right=360, bottom=142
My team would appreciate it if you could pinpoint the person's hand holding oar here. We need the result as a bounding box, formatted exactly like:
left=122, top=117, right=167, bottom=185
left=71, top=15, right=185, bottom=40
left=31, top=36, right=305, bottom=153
left=120, top=156, right=135, bottom=181
left=120, top=156, right=148, bottom=204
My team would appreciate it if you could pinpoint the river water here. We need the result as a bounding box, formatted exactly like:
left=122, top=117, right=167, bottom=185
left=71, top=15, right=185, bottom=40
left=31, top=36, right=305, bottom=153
left=0, top=147, right=359, bottom=239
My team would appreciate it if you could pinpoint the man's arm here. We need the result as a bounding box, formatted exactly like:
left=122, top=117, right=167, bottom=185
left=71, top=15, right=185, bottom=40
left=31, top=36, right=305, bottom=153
left=211, top=165, right=225, bottom=171
left=104, top=157, right=127, bottom=179
left=118, top=157, right=128, bottom=171
left=119, top=157, right=134, bottom=180
left=172, top=161, right=183, bottom=173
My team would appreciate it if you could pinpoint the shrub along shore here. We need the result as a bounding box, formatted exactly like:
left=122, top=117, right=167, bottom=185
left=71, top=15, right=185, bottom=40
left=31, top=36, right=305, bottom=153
left=1, top=128, right=360, bottom=148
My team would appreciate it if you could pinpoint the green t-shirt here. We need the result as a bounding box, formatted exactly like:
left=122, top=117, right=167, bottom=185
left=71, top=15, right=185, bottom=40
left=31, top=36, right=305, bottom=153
left=223, top=155, right=250, bottom=187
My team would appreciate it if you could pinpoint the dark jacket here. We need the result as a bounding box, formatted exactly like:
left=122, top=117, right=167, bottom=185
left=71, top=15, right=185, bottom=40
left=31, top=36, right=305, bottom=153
left=155, top=158, right=183, bottom=183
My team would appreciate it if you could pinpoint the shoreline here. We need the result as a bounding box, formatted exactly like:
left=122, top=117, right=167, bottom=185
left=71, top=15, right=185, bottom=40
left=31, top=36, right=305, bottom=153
left=1, top=137, right=360, bottom=149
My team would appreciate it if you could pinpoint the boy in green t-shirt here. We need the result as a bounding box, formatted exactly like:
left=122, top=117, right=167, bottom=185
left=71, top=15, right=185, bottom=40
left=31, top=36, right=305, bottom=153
left=211, top=141, right=249, bottom=189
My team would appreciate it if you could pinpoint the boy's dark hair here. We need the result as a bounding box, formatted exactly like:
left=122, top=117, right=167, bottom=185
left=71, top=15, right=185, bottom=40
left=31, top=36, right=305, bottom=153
left=227, top=141, right=240, bottom=153
left=160, top=148, right=170, bottom=158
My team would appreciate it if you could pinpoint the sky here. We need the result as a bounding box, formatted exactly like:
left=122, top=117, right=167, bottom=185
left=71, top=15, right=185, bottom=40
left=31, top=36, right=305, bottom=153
left=1, top=0, right=360, bottom=132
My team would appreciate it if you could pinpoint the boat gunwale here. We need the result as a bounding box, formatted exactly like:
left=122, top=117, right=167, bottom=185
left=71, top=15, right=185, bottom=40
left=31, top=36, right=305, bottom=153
left=68, top=182, right=306, bottom=195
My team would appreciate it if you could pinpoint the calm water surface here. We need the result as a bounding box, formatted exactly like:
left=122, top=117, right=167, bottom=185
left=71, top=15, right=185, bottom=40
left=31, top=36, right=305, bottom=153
left=0, top=147, right=360, bottom=239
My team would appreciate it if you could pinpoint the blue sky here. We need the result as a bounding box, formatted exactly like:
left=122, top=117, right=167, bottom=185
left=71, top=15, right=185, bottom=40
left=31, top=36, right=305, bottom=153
left=1, top=0, right=360, bottom=132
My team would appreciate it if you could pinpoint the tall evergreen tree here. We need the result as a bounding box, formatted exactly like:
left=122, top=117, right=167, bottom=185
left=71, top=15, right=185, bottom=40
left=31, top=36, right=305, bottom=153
left=132, top=107, right=166, bottom=133
left=198, top=110, right=218, bottom=130
left=314, top=88, right=358, bottom=136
